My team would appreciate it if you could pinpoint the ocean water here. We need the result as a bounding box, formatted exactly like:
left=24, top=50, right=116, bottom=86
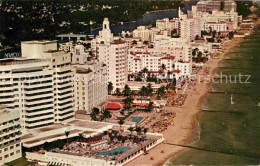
left=166, top=26, right=260, bottom=165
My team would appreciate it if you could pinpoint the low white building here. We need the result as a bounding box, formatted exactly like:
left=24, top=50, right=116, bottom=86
left=203, top=22, right=227, bottom=32
left=0, top=106, right=22, bottom=164
left=128, top=47, right=192, bottom=79
left=133, top=26, right=151, bottom=41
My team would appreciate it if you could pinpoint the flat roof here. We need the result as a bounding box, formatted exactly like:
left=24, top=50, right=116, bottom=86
left=69, top=120, right=109, bottom=129
left=23, top=129, right=82, bottom=145
left=21, top=40, right=57, bottom=44
left=118, top=139, right=157, bottom=160
left=56, top=34, right=87, bottom=37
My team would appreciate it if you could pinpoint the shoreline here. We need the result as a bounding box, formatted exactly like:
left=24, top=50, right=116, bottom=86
left=126, top=19, right=260, bottom=166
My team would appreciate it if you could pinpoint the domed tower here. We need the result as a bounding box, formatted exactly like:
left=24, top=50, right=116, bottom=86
left=99, top=18, right=113, bottom=43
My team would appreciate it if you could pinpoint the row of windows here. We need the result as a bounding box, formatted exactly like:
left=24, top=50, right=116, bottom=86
left=0, top=144, right=20, bottom=153
left=0, top=150, right=20, bottom=160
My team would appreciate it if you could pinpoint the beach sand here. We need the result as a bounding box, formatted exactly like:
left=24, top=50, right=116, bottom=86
left=125, top=25, right=259, bottom=166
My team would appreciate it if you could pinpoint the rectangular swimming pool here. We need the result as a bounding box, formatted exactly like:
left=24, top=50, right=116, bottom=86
left=131, top=116, right=143, bottom=123
left=97, top=147, right=130, bottom=156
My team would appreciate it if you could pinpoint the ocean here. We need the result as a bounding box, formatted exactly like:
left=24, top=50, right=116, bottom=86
left=166, top=26, right=260, bottom=165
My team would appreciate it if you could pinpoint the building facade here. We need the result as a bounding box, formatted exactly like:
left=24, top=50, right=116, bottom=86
left=0, top=106, right=22, bottom=164
left=74, top=61, right=108, bottom=113
left=0, top=41, right=75, bottom=133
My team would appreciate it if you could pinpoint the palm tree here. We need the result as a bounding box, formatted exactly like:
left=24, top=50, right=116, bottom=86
left=161, top=64, right=166, bottom=71
left=128, top=127, right=134, bottom=137
left=123, top=85, right=131, bottom=97
left=115, top=88, right=121, bottom=97
left=135, top=127, right=142, bottom=143
left=142, top=67, right=148, bottom=79
left=143, top=128, right=148, bottom=135
left=198, top=51, right=203, bottom=57
left=157, top=86, right=166, bottom=99
left=78, top=133, right=83, bottom=142
left=146, top=83, right=153, bottom=97
left=143, top=128, right=148, bottom=141
left=143, top=41, right=149, bottom=45
left=118, top=120, right=125, bottom=132
left=123, top=97, right=133, bottom=111
left=102, top=109, right=111, bottom=122
left=90, top=107, right=100, bottom=121
left=147, top=102, right=153, bottom=112
left=132, top=40, right=137, bottom=45
left=172, top=64, right=175, bottom=70
left=128, top=127, right=134, bottom=133
left=159, top=64, right=166, bottom=79
left=108, top=82, right=113, bottom=95
left=65, top=131, right=70, bottom=146
left=139, top=86, right=148, bottom=100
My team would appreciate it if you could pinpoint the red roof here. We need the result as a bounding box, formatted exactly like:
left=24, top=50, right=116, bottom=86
left=135, top=52, right=143, bottom=54
left=106, top=103, right=121, bottom=110
left=161, top=56, right=175, bottom=60
left=149, top=71, right=159, bottom=74
left=112, top=41, right=126, bottom=45
left=130, top=52, right=136, bottom=55
left=173, top=70, right=181, bottom=73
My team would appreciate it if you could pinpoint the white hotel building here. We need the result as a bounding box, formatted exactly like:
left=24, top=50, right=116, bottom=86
left=92, top=18, right=128, bottom=90
left=0, top=106, right=22, bottom=164
left=74, top=61, right=108, bottom=114
left=0, top=40, right=75, bottom=133
left=128, top=46, right=192, bottom=78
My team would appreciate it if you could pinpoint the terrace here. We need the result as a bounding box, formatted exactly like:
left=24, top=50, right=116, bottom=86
left=25, top=130, right=164, bottom=166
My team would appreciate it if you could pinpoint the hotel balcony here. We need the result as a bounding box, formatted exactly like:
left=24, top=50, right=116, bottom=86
left=56, top=81, right=73, bottom=88
left=57, top=96, right=73, bottom=103
left=57, top=85, right=73, bottom=93
left=26, top=106, right=53, bottom=116
left=25, top=85, right=53, bottom=92
left=57, top=90, right=73, bottom=96
left=25, top=97, right=53, bottom=105
left=24, top=80, right=53, bottom=89
left=0, top=121, right=20, bottom=131
left=25, top=102, right=54, bottom=110
left=25, top=118, right=55, bottom=128
left=0, top=95, right=14, bottom=101
left=56, top=71, right=73, bottom=79
left=0, top=85, right=14, bottom=92
left=58, top=110, right=74, bottom=117
left=0, top=128, right=20, bottom=139
left=26, top=114, right=54, bottom=122
left=25, top=91, right=54, bottom=99
left=57, top=100, right=73, bottom=109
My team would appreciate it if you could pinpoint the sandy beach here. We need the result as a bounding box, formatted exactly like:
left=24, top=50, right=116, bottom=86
left=126, top=20, right=260, bottom=166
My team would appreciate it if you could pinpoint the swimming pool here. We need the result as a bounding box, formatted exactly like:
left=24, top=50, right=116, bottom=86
left=131, top=116, right=143, bottom=123
left=97, top=147, right=130, bottom=156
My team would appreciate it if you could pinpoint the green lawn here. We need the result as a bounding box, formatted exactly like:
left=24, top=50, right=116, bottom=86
left=6, top=157, right=30, bottom=166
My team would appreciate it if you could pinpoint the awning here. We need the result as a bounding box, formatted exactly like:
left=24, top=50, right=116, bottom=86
left=106, top=103, right=121, bottom=110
